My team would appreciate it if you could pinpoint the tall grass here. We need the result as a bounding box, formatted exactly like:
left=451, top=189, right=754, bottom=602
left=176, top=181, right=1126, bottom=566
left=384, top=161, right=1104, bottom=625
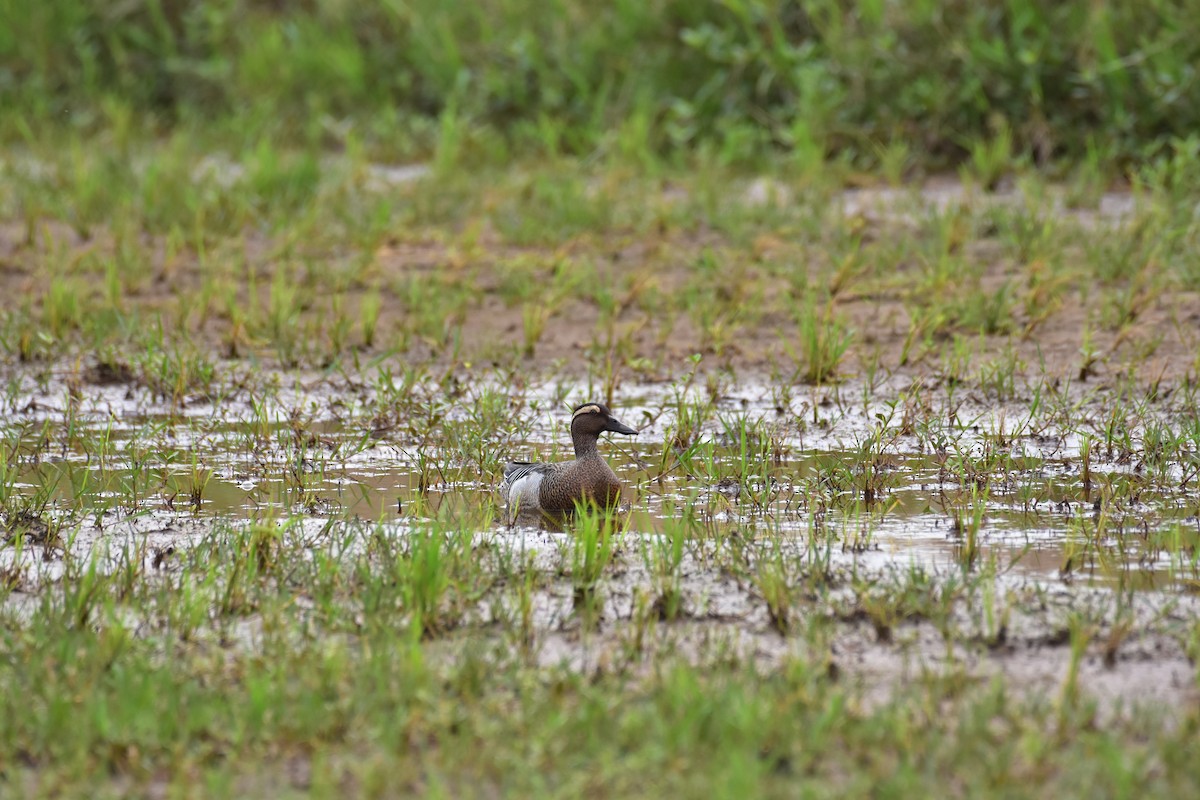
left=4, top=1, right=1198, bottom=168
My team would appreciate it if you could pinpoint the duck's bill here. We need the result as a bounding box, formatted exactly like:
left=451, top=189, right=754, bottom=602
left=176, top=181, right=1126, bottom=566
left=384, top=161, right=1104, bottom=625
left=606, top=418, right=639, bottom=436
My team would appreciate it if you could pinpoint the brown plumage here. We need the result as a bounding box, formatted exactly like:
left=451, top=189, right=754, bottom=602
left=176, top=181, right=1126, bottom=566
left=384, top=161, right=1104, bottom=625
left=503, top=402, right=638, bottom=513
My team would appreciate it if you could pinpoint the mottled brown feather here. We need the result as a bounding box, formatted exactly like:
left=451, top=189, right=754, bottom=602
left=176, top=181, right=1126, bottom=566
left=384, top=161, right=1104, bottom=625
left=502, top=402, right=636, bottom=513
left=537, top=454, right=622, bottom=511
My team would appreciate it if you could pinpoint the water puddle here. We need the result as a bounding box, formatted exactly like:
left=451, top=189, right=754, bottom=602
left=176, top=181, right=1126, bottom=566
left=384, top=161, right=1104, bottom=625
left=4, top=371, right=1198, bottom=593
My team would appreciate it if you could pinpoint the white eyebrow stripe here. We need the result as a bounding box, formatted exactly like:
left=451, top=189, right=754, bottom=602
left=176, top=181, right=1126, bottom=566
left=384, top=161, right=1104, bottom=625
left=571, top=404, right=602, bottom=419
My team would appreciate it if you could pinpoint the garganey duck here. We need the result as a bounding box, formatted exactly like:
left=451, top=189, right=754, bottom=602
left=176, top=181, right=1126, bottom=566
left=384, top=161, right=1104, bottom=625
left=503, top=402, right=638, bottom=514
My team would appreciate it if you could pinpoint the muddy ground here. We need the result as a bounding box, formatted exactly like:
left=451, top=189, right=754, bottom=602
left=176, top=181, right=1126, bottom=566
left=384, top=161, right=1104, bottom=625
left=3, top=177, right=1197, bottom=384
left=2, top=176, right=1200, bottom=728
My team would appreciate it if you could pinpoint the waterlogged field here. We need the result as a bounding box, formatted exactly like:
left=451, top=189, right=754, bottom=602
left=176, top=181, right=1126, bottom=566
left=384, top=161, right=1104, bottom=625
left=3, top=143, right=1200, bottom=796
left=7, top=371, right=1200, bottom=588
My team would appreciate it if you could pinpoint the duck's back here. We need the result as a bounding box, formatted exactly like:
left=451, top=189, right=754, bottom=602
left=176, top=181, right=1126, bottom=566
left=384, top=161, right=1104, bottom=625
left=502, top=457, right=622, bottom=512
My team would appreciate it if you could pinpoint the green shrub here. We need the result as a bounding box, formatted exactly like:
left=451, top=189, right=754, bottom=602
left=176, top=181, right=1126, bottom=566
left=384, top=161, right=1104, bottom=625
left=2, top=1, right=1198, bottom=167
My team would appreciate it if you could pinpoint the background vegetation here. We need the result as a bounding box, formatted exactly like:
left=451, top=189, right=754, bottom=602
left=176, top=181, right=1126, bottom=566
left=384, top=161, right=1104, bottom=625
left=4, top=0, right=1199, bottom=169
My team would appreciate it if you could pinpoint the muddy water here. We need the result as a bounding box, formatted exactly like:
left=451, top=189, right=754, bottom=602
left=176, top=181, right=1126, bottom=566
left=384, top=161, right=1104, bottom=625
left=4, top=374, right=1198, bottom=592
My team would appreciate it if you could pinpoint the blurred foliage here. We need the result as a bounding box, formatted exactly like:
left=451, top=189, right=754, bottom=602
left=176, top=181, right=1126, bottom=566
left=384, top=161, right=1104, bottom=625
left=1, top=0, right=1198, bottom=166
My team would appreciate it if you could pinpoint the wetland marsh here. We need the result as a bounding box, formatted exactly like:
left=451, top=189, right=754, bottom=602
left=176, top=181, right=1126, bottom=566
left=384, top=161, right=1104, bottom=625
left=5, top=160, right=1200, bottom=796
left=5, top=2, right=1200, bottom=796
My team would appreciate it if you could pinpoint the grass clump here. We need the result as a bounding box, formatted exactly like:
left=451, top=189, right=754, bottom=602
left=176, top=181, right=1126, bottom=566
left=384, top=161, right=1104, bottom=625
left=789, top=295, right=853, bottom=385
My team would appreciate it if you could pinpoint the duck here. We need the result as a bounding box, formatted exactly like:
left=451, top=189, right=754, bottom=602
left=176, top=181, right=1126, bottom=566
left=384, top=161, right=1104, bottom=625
left=503, top=402, right=639, bottom=514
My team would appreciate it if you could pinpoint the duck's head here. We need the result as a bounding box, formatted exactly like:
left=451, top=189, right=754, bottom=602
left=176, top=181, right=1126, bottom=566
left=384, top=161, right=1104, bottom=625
left=570, top=402, right=638, bottom=438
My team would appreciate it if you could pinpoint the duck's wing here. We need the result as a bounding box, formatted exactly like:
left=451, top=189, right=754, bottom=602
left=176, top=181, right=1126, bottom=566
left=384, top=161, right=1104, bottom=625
left=503, top=461, right=543, bottom=483
left=502, top=461, right=555, bottom=509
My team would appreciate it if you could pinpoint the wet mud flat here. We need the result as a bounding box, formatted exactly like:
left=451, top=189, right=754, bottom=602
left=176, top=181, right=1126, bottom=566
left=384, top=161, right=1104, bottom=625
left=3, top=362, right=1199, bottom=720
left=5, top=509, right=1197, bottom=730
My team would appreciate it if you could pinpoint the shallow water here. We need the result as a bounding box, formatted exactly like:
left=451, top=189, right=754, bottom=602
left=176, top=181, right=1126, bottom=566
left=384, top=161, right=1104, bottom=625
left=4, top=371, right=1198, bottom=592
